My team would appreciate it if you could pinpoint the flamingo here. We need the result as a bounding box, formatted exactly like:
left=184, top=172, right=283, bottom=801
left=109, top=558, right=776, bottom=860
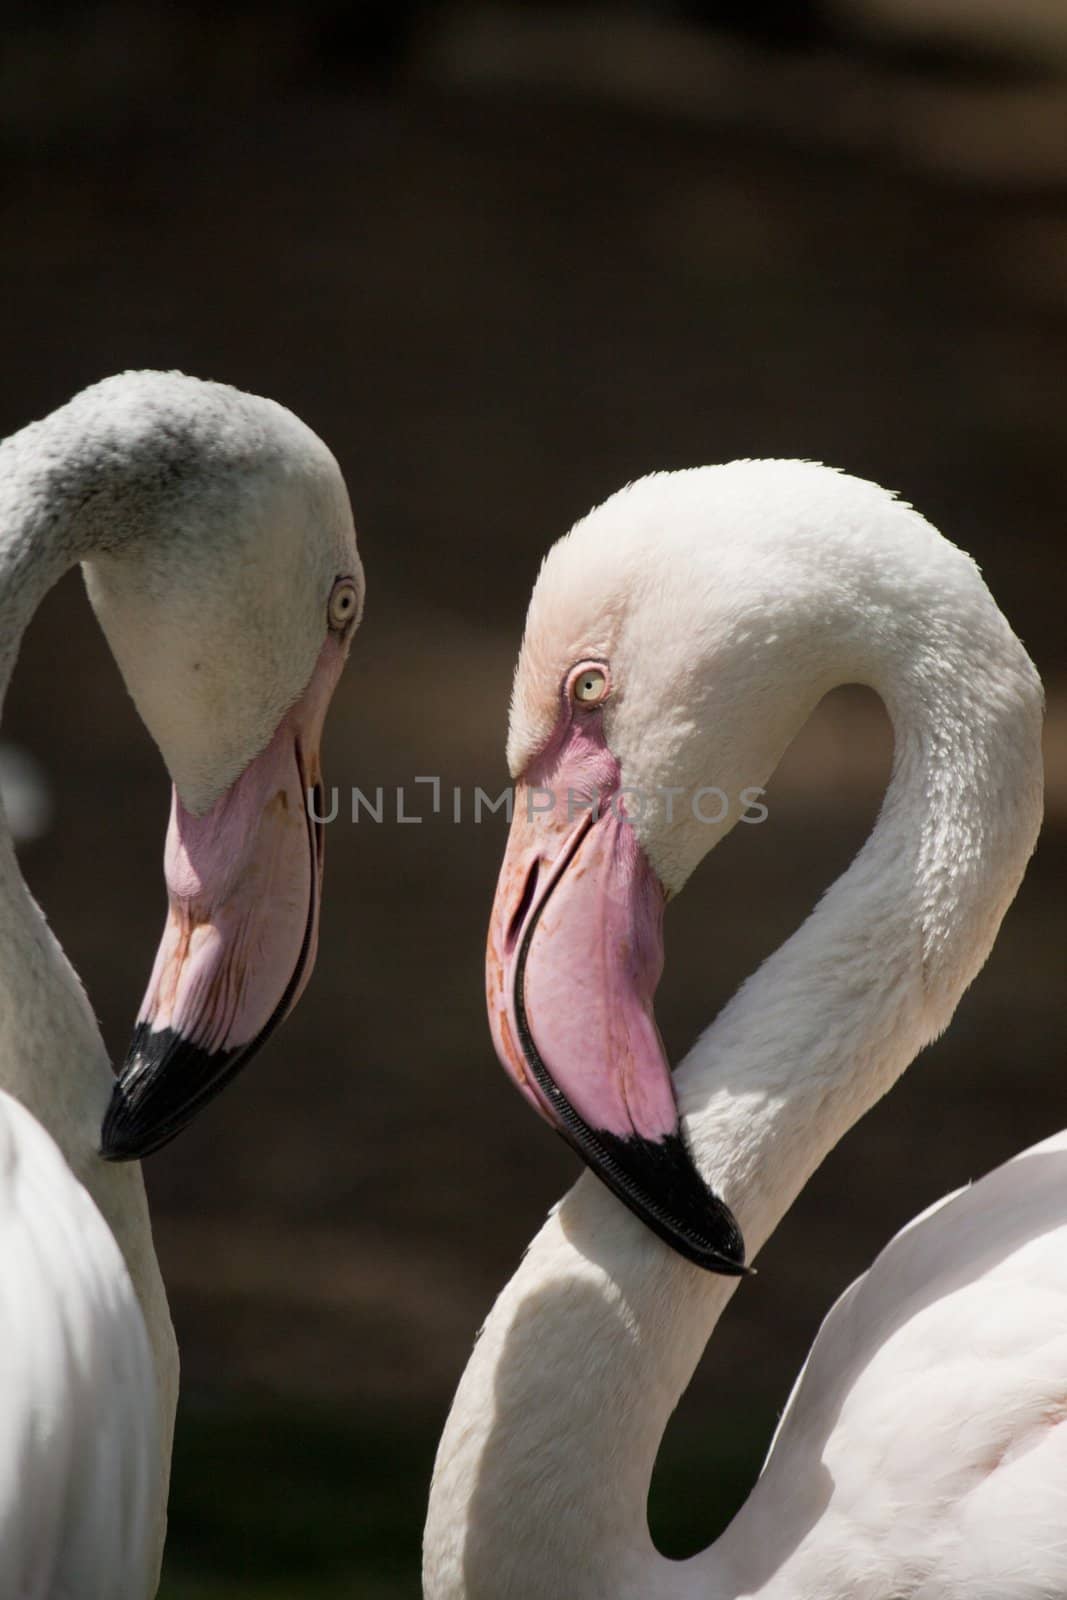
left=423, top=461, right=1055, bottom=1599
left=0, top=370, right=362, bottom=1594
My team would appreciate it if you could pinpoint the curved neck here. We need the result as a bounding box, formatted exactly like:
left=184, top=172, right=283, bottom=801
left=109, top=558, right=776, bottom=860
left=0, top=420, right=116, bottom=1141
left=0, top=413, right=177, bottom=1485
left=0, top=426, right=86, bottom=696
left=424, top=546, right=1043, bottom=1599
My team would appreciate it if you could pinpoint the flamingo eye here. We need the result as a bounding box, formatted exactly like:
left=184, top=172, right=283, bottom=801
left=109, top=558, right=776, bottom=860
left=572, top=666, right=609, bottom=706
left=327, top=578, right=359, bottom=632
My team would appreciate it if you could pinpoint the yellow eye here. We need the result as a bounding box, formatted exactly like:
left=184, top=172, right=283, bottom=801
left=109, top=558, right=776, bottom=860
left=327, top=578, right=359, bottom=632
left=572, top=666, right=608, bottom=705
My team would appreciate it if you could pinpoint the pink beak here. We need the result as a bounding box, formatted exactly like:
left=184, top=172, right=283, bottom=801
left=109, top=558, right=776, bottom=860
left=487, top=716, right=746, bottom=1275
left=101, top=638, right=344, bottom=1160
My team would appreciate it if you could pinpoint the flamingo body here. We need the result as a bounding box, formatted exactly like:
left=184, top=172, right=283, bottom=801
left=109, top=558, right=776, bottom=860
left=723, top=1133, right=1067, bottom=1599
left=0, top=1091, right=158, bottom=1598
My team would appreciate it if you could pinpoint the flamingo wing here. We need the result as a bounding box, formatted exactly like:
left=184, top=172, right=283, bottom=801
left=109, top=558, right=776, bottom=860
left=712, top=1132, right=1067, bottom=1599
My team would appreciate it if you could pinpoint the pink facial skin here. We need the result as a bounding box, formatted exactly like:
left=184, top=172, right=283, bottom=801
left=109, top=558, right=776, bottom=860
left=139, top=636, right=344, bottom=1049
left=487, top=706, right=677, bottom=1145
left=101, top=634, right=346, bottom=1160
left=487, top=683, right=748, bottom=1276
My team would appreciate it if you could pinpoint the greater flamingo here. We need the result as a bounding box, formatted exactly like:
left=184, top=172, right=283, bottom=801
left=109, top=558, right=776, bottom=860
left=0, top=371, right=362, bottom=1593
left=424, top=462, right=1054, bottom=1599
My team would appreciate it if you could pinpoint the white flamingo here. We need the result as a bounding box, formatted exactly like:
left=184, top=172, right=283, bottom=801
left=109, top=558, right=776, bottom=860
left=424, top=462, right=1055, bottom=1599
left=0, top=371, right=362, bottom=1595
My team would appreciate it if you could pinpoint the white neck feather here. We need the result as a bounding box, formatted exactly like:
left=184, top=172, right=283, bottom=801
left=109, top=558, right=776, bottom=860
left=0, top=416, right=178, bottom=1552
left=424, top=504, right=1043, bottom=1600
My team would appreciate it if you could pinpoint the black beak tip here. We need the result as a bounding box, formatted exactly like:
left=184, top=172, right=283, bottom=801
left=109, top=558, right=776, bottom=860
left=568, top=1126, right=751, bottom=1280
left=689, top=1198, right=750, bottom=1278
left=99, top=1080, right=145, bottom=1162
left=698, top=1232, right=752, bottom=1278
left=99, top=1038, right=171, bottom=1162
left=99, top=1023, right=238, bottom=1162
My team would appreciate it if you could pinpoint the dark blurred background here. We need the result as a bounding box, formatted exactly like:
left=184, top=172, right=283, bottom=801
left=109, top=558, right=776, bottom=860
left=2, top=2, right=1065, bottom=1594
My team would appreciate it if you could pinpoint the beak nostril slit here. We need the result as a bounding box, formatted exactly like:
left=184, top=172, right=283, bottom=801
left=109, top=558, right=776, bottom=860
left=505, top=859, right=540, bottom=955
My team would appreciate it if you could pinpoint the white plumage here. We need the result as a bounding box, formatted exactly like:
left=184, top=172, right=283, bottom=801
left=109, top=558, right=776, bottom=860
left=424, top=463, right=1053, bottom=1600
left=0, top=1093, right=158, bottom=1598
left=722, top=1136, right=1067, bottom=1598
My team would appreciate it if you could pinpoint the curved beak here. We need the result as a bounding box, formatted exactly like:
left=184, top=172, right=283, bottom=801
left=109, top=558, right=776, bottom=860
left=487, top=772, right=747, bottom=1276
left=101, top=640, right=343, bottom=1160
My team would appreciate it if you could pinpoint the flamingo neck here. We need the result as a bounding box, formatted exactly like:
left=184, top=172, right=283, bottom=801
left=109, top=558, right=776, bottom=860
left=0, top=415, right=177, bottom=1556
left=424, top=541, right=1043, bottom=1600
left=0, top=421, right=121, bottom=1158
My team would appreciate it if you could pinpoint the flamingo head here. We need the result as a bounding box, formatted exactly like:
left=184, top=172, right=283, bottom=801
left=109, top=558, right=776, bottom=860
left=487, top=465, right=866, bottom=1274
left=75, top=374, right=363, bottom=1159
